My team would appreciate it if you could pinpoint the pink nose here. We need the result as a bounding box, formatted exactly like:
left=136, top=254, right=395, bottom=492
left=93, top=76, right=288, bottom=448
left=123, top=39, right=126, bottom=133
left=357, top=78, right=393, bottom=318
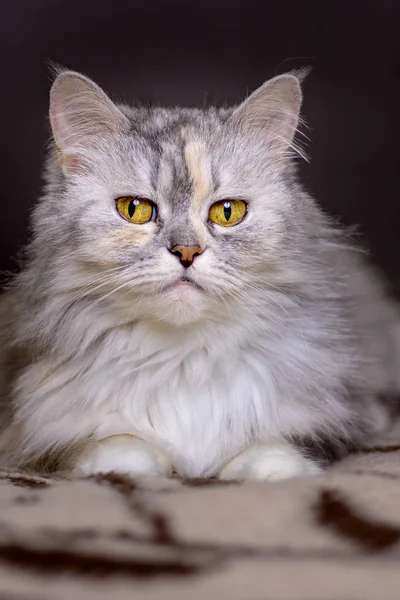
left=169, top=245, right=203, bottom=268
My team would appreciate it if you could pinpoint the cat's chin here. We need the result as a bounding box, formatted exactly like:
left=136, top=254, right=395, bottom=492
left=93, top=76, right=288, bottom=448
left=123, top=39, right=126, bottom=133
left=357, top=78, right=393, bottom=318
left=152, top=283, right=208, bottom=326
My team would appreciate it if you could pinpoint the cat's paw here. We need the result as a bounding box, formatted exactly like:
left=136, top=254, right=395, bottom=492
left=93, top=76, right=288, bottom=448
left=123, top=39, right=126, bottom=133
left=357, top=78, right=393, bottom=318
left=73, top=435, right=172, bottom=477
left=218, top=442, right=322, bottom=482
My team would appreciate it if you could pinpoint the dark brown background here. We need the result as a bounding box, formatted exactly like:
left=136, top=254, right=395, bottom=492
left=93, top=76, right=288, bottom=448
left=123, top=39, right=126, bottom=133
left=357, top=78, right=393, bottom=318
left=1, top=0, right=399, bottom=292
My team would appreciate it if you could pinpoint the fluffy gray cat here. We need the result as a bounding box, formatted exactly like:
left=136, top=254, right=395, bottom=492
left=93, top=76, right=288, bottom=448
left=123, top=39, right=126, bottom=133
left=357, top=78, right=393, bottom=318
left=0, top=69, right=399, bottom=480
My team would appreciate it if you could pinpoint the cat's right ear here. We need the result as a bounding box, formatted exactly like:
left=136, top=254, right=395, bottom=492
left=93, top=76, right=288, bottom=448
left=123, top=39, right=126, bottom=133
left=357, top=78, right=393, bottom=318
left=49, top=71, right=130, bottom=174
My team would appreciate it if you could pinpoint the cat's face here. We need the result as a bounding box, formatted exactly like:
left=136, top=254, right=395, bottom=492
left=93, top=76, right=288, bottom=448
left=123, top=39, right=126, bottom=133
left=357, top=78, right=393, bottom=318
left=46, top=71, right=303, bottom=326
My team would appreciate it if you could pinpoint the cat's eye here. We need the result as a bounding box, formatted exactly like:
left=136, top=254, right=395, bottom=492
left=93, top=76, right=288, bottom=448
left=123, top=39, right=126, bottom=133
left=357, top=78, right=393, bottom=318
left=209, top=200, right=247, bottom=227
left=116, top=196, right=157, bottom=224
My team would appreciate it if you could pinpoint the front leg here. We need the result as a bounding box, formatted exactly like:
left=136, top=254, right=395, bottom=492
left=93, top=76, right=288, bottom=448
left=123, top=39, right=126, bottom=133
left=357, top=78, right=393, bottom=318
left=218, top=442, right=322, bottom=482
left=73, top=435, right=172, bottom=477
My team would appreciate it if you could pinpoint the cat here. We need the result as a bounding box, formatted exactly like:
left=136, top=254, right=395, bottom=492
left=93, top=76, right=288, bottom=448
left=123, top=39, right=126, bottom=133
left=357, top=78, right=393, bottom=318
left=0, top=68, right=399, bottom=481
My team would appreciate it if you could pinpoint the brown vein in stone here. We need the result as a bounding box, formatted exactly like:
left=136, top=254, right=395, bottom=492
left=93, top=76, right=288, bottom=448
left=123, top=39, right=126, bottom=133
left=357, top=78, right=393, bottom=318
left=0, top=542, right=202, bottom=578
left=2, top=474, right=51, bottom=488
left=316, top=489, right=400, bottom=551
left=358, top=445, right=400, bottom=454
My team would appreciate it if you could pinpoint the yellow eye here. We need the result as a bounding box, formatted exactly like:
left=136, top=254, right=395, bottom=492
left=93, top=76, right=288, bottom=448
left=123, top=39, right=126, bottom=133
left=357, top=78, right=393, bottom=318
left=116, top=196, right=156, bottom=224
left=209, top=200, right=247, bottom=227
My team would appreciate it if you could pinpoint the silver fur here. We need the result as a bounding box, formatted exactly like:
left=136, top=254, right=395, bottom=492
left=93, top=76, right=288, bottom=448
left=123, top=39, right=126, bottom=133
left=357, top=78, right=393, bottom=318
left=0, top=70, right=399, bottom=480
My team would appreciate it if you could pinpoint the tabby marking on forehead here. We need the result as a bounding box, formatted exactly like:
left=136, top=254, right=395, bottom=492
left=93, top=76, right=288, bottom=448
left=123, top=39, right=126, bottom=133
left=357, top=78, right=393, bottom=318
left=156, top=154, right=175, bottom=198
left=183, top=137, right=212, bottom=211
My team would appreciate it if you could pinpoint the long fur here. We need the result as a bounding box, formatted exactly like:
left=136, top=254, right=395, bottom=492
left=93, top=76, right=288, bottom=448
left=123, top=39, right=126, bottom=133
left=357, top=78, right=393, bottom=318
left=0, top=70, right=399, bottom=477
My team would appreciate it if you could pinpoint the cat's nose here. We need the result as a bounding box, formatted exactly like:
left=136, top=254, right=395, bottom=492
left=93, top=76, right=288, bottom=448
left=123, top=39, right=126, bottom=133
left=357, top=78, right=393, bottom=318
left=169, top=245, right=203, bottom=268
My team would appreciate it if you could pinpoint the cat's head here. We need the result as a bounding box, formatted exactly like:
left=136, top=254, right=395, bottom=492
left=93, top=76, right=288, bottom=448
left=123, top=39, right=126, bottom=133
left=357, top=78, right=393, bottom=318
left=45, top=69, right=308, bottom=327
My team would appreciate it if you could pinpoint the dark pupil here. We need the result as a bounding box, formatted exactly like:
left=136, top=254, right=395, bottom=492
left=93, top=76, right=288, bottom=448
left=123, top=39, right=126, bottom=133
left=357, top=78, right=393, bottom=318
left=128, top=201, right=136, bottom=218
left=223, top=202, right=231, bottom=221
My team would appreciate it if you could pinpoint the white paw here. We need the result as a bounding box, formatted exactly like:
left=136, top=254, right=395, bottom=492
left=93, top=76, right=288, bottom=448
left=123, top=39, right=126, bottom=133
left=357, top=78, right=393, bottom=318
left=219, top=442, right=322, bottom=482
left=73, top=435, right=172, bottom=477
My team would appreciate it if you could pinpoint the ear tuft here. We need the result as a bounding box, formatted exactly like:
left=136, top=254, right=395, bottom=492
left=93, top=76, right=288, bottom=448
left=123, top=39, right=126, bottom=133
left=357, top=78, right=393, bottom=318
left=49, top=71, right=129, bottom=173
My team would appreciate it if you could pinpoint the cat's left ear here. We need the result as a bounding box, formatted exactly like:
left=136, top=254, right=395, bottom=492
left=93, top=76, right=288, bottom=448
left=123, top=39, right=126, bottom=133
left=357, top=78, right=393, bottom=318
left=231, top=73, right=303, bottom=159
left=49, top=70, right=130, bottom=174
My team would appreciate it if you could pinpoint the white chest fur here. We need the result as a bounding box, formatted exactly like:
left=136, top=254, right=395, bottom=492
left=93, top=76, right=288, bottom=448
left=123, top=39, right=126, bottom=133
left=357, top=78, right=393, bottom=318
left=64, top=319, right=340, bottom=477
left=18, top=315, right=350, bottom=478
